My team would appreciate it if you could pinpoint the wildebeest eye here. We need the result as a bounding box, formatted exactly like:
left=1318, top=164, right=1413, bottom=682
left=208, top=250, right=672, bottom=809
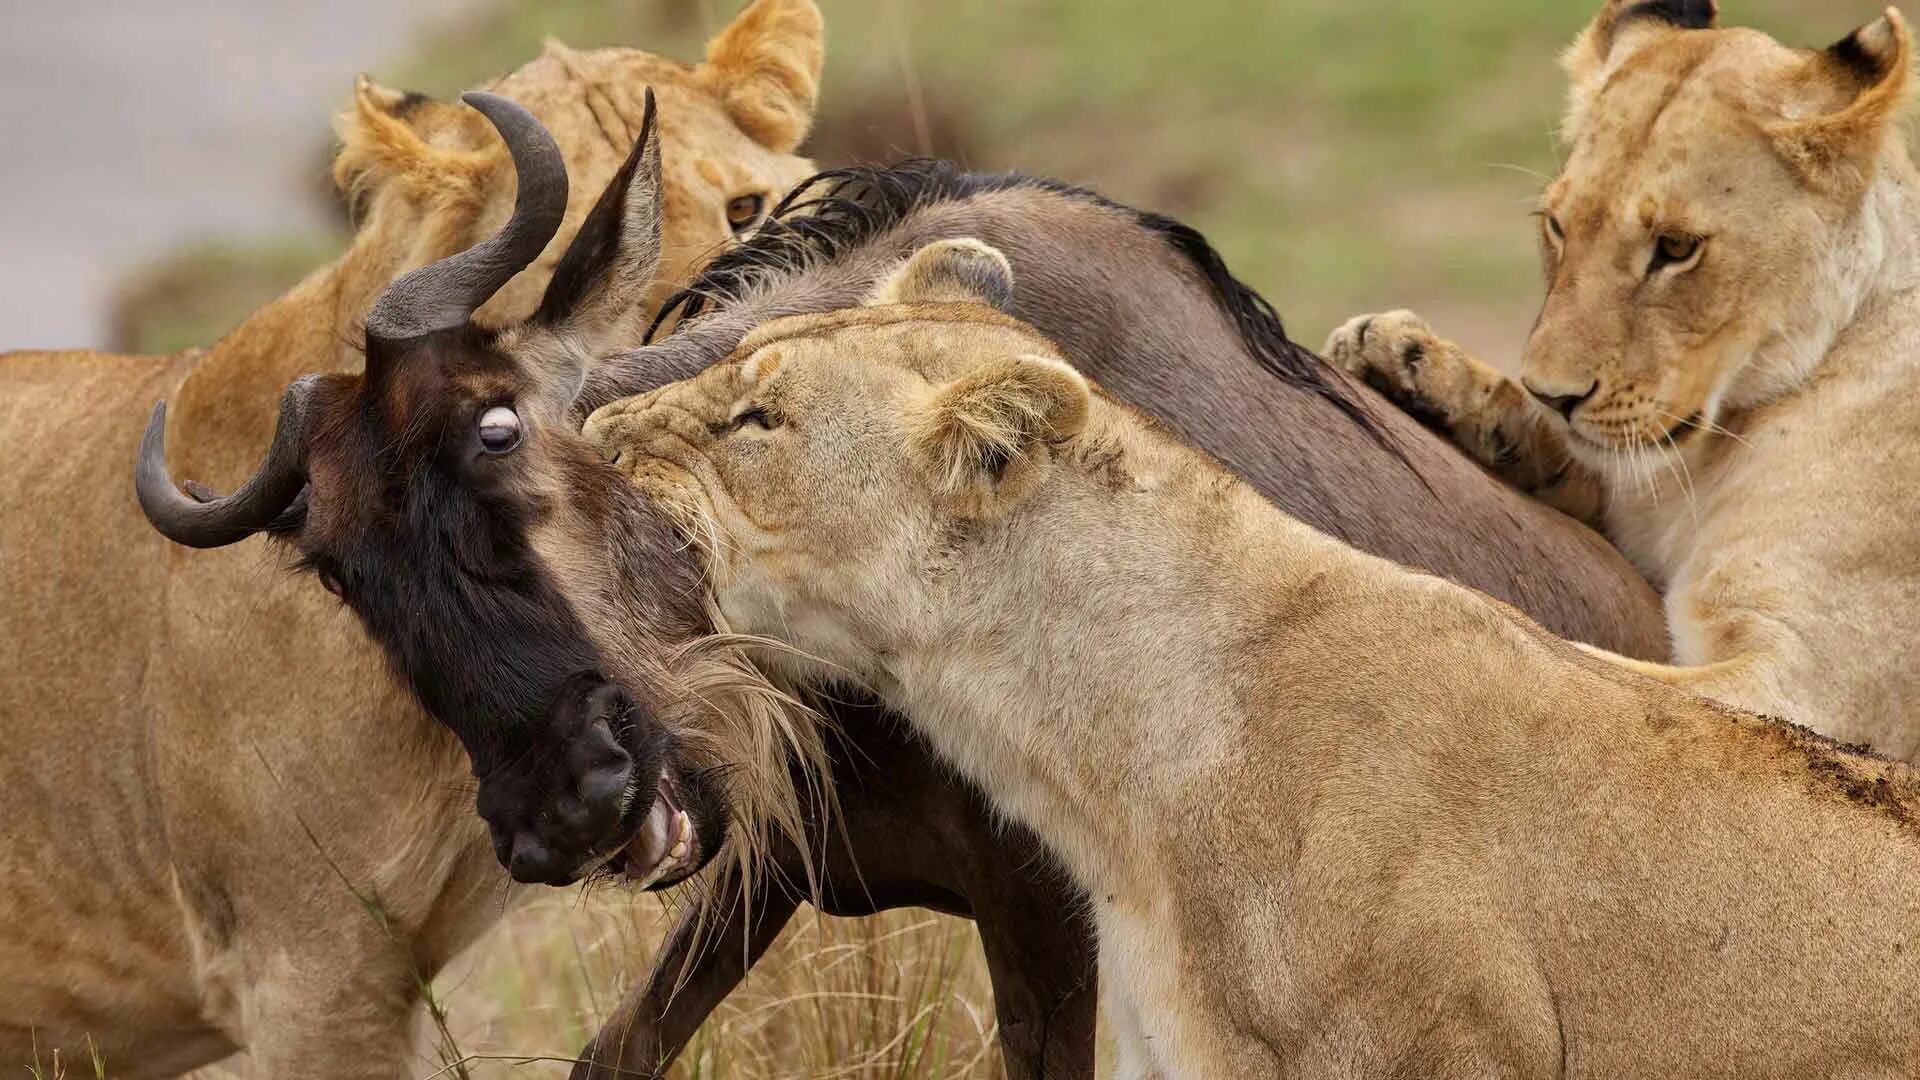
left=726, top=193, right=767, bottom=234
left=478, top=405, right=523, bottom=454
left=317, top=570, right=345, bottom=598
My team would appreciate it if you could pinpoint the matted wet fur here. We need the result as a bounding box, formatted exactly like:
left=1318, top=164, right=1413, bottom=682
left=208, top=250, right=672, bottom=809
left=594, top=244, right=1920, bottom=1077
left=0, top=3, right=825, bottom=1075
left=1330, top=1, right=1920, bottom=757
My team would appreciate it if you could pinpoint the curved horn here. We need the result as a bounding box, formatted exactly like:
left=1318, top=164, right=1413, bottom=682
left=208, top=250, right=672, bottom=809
left=136, top=375, right=319, bottom=549
left=365, top=92, right=570, bottom=342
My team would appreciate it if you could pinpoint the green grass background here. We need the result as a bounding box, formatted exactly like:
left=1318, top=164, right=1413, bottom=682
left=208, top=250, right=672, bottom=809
left=115, top=0, right=1839, bottom=364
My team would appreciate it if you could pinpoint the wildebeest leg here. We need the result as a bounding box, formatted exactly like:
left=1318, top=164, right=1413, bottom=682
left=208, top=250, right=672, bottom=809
left=809, top=707, right=1097, bottom=1078
left=570, top=877, right=800, bottom=1079
left=969, top=863, right=1097, bottom=1080
left=579, top=706, right=1099, bottom=1079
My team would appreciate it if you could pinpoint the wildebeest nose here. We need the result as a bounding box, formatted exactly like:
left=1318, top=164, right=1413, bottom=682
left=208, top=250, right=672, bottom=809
left=571, top=708, right=638, bottom=832
left=578, top=756, right=634, bottom=824
left=506, top=834, right=578, bottom=886
left=1525, top=379, right=1598, bottom=420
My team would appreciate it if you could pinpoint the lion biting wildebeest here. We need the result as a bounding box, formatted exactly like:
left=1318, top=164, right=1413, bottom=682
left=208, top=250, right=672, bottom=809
left=0, top=2, right=822, bottom=1074
left=134, top=71, right=1673, bottom=1080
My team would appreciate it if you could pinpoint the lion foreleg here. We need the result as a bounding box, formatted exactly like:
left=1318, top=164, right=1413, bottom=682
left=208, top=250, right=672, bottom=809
left=1326, top=311, right=1604, bottom=524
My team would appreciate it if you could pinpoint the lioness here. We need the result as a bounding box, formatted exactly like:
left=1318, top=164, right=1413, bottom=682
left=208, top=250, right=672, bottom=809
left=1328, top=2, right=1920, bottom=754
left=589, top=239, right=1920, bottom=1078
left=0, top=2, right=823, bottom=1073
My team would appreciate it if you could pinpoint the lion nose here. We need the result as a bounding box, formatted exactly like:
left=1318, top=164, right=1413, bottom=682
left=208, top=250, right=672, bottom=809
left=1524, top=378, right=1598, bottom=420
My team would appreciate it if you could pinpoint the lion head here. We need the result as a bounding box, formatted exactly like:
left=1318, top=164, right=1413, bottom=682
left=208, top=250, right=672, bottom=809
left=584, top=238, right=1091, bottom=682
left=332, top=0, right=824, bottom=345
left=1523, top=0, right=1913, bottom=462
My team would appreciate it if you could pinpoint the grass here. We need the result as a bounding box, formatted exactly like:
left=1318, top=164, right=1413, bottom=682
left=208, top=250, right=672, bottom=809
left=114, top=0, right=1842, bottom=362
left=25, top=1034, right=106, bottom=1080
left=427, top=894, right=1000, bottom=1078
left=111, top=237, right=342, bottom=356
left=127, top=2, right=1852, bottom=1075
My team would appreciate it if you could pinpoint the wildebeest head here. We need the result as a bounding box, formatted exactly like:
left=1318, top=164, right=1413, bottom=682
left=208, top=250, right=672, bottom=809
left=135, top=92, right=737, bottom=888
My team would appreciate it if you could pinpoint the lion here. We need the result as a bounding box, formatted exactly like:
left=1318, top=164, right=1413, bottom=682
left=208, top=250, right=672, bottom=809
left=1325, top=1, right=1920, bottom=757
left=0, top=2, right=823, bottom=1075
left=588, top=237, right=1920, bottom=1079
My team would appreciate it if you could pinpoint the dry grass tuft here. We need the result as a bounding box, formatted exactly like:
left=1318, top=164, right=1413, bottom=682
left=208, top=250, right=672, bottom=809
left=429, top=889, right=1003, bottom=1079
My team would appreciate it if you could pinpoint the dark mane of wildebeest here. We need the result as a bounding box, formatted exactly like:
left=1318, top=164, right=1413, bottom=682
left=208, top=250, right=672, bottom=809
left=641, top=161, right=1384, bottom=439
left=580, top=160, right=1662, bottom=644
left=558, top=162, right=1671, bottom=1077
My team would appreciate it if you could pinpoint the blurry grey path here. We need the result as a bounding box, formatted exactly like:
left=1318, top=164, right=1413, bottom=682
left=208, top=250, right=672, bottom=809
left=0, top=0, right=477, bottom=351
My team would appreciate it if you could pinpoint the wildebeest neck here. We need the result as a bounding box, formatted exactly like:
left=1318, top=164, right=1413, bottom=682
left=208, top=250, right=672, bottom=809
left=582, top=162, right=1667, bottom=658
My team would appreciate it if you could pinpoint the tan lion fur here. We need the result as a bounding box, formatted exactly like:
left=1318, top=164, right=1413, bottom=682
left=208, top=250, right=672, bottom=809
left=1327, top=2, right=1920, bottom=756
left=591, top=240, right=1920, bottom=1079
left=0, top=3, right=823, bottom=1075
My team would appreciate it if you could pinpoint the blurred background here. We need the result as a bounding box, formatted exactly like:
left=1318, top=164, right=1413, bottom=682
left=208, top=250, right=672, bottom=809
left=4, top=0, right=1834, bottom=362
left=2, top=1, right=1852, bottom=1076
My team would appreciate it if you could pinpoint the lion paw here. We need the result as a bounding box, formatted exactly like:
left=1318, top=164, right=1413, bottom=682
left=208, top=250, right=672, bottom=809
left=1324, top=309, right=1464, bottom=430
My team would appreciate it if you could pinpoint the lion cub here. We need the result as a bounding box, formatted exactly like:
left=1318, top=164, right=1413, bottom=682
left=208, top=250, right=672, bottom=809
left=591, top=238, right=1920, bottom=1079
left=1328, top=2, right=1920, bottom=756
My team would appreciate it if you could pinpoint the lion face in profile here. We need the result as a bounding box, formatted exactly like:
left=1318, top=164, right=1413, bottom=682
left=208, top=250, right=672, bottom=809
left=1522, top=1, right=1911, bottom=463
left=584, top=240, right=1089, bottom=680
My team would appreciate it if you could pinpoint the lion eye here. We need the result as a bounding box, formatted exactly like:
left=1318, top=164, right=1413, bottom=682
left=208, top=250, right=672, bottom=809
left=1651, top=232, right=1703, bottom=273
left=1545, top=213, right=1566, bottom=245
left=730, top=404, right=779, bottom=431
left=726, top=193, right=767, bottom=234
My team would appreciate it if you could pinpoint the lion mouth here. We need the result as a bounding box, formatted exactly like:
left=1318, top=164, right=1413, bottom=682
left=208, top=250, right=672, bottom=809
left=1568, top=410, right=1703, bottom=454
left=611, top=769, right=699, bottom=889
left=1663, top=411, right=1705, bottom=443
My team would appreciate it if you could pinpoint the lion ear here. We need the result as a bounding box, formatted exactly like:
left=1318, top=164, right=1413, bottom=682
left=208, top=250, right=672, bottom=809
left=1772, top=9, right=1914, bottom=193
left=698, top=0, right=825, bottom=153
left=871, top=239, right=1016, bottom=312
left=911, top=354, right=1089, bottom=519
left=332, top=77, right=489, bottom=224
left=1561, top=0, right=1719, bottom=141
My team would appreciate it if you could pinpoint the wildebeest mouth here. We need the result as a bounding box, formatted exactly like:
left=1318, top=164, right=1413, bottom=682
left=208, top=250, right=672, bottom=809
left=594, top=753, right=732, bottom=890
left=609, top=768, right=702, bottom=888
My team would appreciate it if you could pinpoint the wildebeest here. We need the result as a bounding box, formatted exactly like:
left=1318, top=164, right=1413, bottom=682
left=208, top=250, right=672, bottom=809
left=0, top=3, right=826, bottom=1074
left=137, top=104, right=1668, bottom=1078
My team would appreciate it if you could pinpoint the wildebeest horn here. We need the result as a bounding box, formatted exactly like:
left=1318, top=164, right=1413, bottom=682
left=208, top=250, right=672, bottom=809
left=135, top=375, right=318, bottom=548
left=365, top=92, right=569, bottom=343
